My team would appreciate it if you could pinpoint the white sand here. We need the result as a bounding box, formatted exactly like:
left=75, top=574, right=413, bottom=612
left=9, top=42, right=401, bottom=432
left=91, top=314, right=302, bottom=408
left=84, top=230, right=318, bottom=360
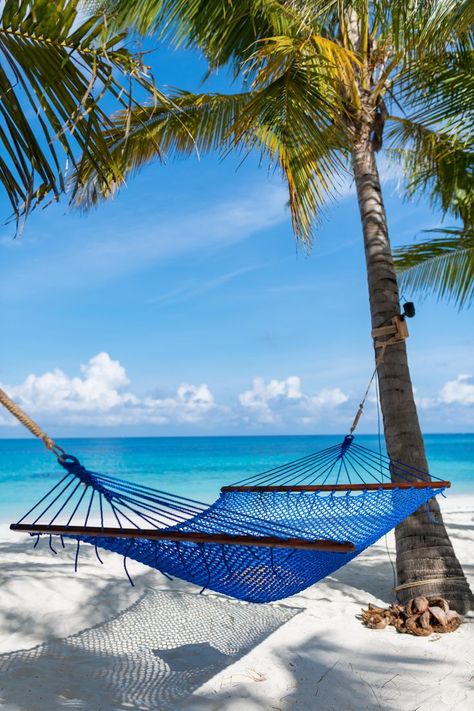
left=1, top=495, right=473, bottom=711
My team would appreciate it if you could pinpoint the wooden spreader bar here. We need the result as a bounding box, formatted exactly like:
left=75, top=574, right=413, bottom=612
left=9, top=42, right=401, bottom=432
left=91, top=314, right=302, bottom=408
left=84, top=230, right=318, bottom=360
left=10, top=523, right=356, bottom=553
left=221, top=481, right=451, bottom=493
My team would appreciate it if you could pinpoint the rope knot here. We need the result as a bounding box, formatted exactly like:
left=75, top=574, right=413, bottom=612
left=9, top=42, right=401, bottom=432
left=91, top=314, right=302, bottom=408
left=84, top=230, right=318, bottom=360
left=59, top=455, right=96, bottom=488
left=340, top=435, right=354, bottom=455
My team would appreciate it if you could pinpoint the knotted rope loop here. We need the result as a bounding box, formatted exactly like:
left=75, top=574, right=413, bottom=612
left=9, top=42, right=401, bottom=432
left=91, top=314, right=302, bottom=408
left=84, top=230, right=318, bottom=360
left=340, top=435, right=354, bottom=455
left=58, top=455, right=109, bottom=494
left=0, top=386, right=66, bottom=460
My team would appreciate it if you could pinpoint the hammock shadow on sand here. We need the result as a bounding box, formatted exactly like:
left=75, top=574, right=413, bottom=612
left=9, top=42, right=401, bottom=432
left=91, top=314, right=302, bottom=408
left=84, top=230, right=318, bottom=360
left=0, top=589, right=299, bottom=711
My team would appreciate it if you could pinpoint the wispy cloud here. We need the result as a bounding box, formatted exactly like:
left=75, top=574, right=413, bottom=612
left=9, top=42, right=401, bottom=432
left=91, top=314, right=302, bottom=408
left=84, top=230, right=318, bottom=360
left=150, top=260, right=282, bottom=306
left=0, top=182, right=288, bottom=299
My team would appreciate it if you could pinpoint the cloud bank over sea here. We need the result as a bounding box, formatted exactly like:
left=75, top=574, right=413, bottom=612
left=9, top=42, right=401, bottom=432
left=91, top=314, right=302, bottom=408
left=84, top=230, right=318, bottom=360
left=1, top=352, right=472, bottom=435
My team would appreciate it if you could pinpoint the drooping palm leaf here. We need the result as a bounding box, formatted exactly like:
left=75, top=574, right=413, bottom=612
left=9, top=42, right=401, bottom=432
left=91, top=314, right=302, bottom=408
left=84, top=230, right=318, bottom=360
left=77, top=0, right=473, bottom=254
left=393, top=46, right=474, bottom=137
left=74, top=90, right=250, bottom=208
left=75, top=28, right=354, bottom=241
left=395, top=229, right=474, bottom=309
left=0, top=0, right=161, bottom=229
left=419, top=0, right=474, bottom=44
left=389, top=116, right=474, bottom=309
left=104, top=0, right=318, bottom=67
left=387, top=119, right=474, bottom=223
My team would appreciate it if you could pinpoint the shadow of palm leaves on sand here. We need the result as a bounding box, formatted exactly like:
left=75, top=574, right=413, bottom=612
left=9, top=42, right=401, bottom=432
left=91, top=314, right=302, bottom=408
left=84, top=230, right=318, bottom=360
left=0, top=589, right=299, bottom=711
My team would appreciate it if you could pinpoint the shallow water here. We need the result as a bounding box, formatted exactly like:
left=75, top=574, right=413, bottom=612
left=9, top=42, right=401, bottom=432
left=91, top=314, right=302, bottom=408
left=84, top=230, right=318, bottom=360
left=0, top=434, right=472, bottom=522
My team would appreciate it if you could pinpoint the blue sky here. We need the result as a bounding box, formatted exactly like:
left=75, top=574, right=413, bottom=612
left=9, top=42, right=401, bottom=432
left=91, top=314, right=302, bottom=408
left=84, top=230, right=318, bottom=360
left=0, top=44, right=473, bottom=437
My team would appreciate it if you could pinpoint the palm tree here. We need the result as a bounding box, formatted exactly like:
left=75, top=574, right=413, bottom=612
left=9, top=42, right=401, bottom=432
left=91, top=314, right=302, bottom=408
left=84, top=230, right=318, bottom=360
left=0, top=0, right=163, bottom=231
left=76, top=1, right=474, bottom=612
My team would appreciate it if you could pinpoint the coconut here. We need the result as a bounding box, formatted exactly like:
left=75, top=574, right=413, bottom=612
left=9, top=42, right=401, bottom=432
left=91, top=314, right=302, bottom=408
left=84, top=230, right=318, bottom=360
left=429, top=606, right=448, bottom=627
left=419, top=610, right=432, bottom=629
left=428, top=597, right=449, bottom=612
left=360, top=597, right=463, bottom=636
left=446, top=610, right=461, bottom=622
left=413, top=596, right=429, bottom=613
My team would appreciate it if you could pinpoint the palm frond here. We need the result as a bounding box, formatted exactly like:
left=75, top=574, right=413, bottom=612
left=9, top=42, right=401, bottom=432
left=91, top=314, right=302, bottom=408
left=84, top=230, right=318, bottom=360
left=104, top=0, right=311, bottom=71
left=419, top=0, right=474, bottom=45
left=0, top=0, right=158, bottom=229
left=395, top=230, right=474, bottom=309
left=236, top=43, right=350, bottom=241
left=75, top=30, right=352, bottom=242
left=74, top=90, right=250, bottom=207
left=394, top=48, right=474, bottom=136
left=85, top=0, right=474, bottom=258
left=386, top=118, right=474, bottom=225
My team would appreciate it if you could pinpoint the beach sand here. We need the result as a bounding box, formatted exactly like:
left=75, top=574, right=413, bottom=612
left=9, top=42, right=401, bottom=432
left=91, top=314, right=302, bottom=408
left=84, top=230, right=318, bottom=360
left=1, top=495, right=473, bottom=711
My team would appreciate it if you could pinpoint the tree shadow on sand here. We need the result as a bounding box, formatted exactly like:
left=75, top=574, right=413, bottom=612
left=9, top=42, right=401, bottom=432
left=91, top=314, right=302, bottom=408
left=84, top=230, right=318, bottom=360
left=0, top=589, right=299, bottom=711
left=180, top=618, right=474, bottom=711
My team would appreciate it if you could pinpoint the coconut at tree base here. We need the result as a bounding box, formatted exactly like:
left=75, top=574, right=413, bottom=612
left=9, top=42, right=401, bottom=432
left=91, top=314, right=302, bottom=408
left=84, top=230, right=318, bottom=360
left=361, top=597, right=463, bottom=636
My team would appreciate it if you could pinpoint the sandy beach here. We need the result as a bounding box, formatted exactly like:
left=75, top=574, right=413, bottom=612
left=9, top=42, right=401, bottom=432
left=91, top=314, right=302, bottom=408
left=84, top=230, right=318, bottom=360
left=1, top=494, right=473, bottom=711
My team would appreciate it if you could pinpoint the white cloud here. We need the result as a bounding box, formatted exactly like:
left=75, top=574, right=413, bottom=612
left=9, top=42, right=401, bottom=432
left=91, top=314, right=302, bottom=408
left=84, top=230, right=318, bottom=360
left=1, top=357, right=350, bottom=430
left=239, top=375, right=348, bottom=424
left=410, top=375, right=474, bottom=417
left=309, top=387, right=348, bottom=408
left=142, top=383, right=216, bottom=424
left=1, top=353, right=217, bottom=427
left=3, top=356, right=472, bottom=433
left=5, top=353, right=135, bottom=414
left=239, top=376, right=302, bottom=423
left=439, top=374, right=474, bottom=406
left=412, top=386, right=437, bottom=410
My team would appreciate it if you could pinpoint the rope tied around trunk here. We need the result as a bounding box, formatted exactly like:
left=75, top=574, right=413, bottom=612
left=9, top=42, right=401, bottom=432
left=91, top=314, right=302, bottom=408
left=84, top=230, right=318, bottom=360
left=0, top=387, right=65, bottom=458
left=393, top=577, right=468, bottom=593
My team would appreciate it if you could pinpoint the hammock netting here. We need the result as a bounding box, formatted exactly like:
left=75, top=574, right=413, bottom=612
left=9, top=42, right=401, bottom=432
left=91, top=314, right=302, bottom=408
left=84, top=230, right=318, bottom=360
left=11, top=435, right=449, bottom=603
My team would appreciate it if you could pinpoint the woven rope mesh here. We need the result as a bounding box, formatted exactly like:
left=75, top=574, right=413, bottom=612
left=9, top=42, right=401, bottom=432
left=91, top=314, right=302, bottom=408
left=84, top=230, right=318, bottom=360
left=74, top=486, right=444, bottom=602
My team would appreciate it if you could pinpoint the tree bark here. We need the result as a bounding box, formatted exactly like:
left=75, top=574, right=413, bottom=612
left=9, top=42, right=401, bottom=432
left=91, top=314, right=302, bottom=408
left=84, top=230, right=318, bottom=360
left=352, top=133, right=474, bottom=614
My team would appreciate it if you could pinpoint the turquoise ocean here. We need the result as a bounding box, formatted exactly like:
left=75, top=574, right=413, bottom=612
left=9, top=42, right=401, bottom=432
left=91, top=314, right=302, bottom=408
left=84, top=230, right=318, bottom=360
left=0, top=434, right=473, bottom=523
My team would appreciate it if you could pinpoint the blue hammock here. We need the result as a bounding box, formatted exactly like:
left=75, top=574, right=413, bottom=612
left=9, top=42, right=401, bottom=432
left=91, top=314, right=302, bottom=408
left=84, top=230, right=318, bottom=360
left=11, top=435, right=449, bottom=603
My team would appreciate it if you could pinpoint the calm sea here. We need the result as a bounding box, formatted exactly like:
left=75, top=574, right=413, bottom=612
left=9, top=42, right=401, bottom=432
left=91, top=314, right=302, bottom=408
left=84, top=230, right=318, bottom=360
left=0, top=434, right=473, bottom=522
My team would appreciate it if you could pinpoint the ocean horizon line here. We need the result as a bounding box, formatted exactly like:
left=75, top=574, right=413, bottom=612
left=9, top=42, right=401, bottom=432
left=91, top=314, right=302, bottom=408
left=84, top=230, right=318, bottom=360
left=1, top=431, right=473, bottom=442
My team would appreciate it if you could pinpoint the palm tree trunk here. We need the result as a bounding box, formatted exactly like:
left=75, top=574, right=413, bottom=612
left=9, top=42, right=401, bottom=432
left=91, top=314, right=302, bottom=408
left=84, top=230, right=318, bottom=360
left=351, top=134, right=474, bottom=614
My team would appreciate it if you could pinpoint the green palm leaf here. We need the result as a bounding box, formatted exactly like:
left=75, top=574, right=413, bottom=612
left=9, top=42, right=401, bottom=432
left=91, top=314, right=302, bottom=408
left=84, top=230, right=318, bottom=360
left=0, top=0, right=160, bottom=229
left=81, top=1, right=473, bottom=255
left=74, top=90, right=250, bottom=208
left=75, top=29, right=353, bottom=242
left=395, top=229, right=474, bottom=309
left=103, top=0, right=316, bottom=66
left=387, top=119, right=474, bottom=222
